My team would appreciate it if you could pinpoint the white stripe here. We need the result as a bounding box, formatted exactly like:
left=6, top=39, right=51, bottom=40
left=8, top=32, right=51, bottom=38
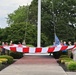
left=67, top=45, right=74, bottom=50
left=22, top=45, right=26, bottom=47
left=16, top=47, right=23, bottom=52
left=13, top=44, right=18, bottom=47
left=3, top=46, right=10, bottom=50
left=29, top=47, right=36, bottom=53
left=41, top=47, right=48, bottom=53
left=54, top=45, right=62, bottom=52
left=10, top=44, right=18, bottom=47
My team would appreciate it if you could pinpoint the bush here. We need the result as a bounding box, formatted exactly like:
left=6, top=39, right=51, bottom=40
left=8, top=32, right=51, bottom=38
left=0, top=58, right=8, bottom=64
left=10, top=52, right=23, bottom=59
left=61, top=58, right=73, bottom=64
left=0, top=55, right=13, bottom=64
left=60, top=55, right=69, bottom=58
left=0, top=61, right=2, bottom=69
left=53, top=51, right=62, bottom=59
left=59, top=56, right=72, bottom=63
left=59, top=55, right=70, bottom=62
left=67, top=61, right=76, bottom=71
left=58, top=55, right=73, bottom=64
left=0, top=61, right=2, bottom=64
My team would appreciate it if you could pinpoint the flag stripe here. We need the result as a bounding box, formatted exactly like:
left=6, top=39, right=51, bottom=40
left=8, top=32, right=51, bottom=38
left=60, top=46, right=68, bottom=51
left=29, top=48, right=36, bottom=53
left=48, top=47, right=55, bottom=53
left=35, top=48, right=42, bottom=53
left=10, top=47, right=16, bottom=52
left=23, top=47, right=29, bottom=53
left=41, top=47, right=48, bottom=53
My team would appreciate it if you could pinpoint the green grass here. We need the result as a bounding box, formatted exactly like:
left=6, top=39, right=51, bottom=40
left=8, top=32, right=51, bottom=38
left=26, top=44, right=34, bottom=47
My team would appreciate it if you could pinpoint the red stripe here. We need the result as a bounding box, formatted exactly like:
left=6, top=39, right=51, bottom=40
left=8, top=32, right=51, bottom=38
left=60, top=46, right=68, bottom=51
left=35, top=48, right=42, bottom=53
left=23, top=47, right=29, bottom=53
left=0, top=46, right=3, bottom=48
left=10, top=47, right=16, bottom=52
left=48, top=47, right=55, bottom=53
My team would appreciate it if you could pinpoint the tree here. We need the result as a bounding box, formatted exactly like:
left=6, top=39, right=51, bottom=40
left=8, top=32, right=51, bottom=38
left=7, top=6, right=28, bottom=25
left=4, top=6, right=37, bottom=46
left=29, top=0, right=38, bottom=25
left=1, top=0, right=76, bottom=46
left=6, top=4, right=48, bottom=46
left=29, top=0, right=76, bottom=45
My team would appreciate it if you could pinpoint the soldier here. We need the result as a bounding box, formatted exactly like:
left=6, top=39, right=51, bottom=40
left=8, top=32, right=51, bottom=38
left=5, top=42, right=9, bottom=55
left=10, top=40, right=13, bottom=45
left=68, top=41, right=72, bottom=58
left=72, top=42, right=76, bottom=61
left=1, top=42, right=5, bottom=55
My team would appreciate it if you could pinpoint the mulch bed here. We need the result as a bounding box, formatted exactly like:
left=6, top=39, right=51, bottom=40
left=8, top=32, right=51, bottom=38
left=0, top=60, right=16, bottom=71
left=0, top=64, right=9, bottom=71
left=57, top=61, right=68, bottom=71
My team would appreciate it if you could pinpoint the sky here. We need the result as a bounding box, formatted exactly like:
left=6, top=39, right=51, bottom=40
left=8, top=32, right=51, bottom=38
left=0, top=0, right=32, bottom=28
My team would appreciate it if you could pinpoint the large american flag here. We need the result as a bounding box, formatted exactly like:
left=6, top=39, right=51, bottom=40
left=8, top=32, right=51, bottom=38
left=1, top=44, right=75, bottom=53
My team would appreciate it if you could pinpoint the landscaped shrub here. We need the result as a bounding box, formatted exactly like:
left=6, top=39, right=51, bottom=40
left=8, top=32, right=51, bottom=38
left=61, top=58, right=73, bottom=64
left=58, top=55, right=71, bottom=62
left=0, top=61, right=2, bottom=69
left=0, top=61, right=2, bottom=64
left=10, top=52, right=23, bottom=59
left=0, top=55, right=13, bottom=64
left=59, top=56, right=72, bottom=63
left=53, top=51, right=62, bottom=59
left=67, top=61, right=76, bottom=71
left=0, top=58, right=8, bottom=64
left=60, top=55, right=69, bottom=58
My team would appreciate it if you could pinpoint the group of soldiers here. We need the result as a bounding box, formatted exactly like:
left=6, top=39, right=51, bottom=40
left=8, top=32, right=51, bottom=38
left=0, top=40, right=76, bottom=61
left=60, top=40, right=76, bottom=61
left=53, top=40, right=76, bottom=61
left=0, top=41, right=13, bottom=55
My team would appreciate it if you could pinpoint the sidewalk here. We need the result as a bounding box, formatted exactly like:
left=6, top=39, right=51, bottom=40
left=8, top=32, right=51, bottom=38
left=0, top=55, right=75, bottom=75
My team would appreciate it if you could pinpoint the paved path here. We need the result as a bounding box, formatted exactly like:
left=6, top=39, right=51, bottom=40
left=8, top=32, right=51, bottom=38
left=0, top=54, right=74, bottom=75
left=14, top=55, right=58, bottom=65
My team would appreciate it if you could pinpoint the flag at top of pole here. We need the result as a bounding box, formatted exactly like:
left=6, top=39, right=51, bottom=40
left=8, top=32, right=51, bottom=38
left=37, top=0, right=41, bottom=47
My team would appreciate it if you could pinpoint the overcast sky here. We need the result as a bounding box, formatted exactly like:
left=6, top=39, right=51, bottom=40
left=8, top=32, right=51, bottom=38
left=0, top=0, right=32, bottom=28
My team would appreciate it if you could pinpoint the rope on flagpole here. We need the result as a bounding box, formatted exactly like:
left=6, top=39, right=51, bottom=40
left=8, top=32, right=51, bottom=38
left=23, top=4, right=29, bottom=45
left=51, top=0, right=56, bottom=41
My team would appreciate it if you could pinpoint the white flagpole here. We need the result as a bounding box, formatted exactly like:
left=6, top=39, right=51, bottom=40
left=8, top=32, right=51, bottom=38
left=37, top=0, right=41, bottom=47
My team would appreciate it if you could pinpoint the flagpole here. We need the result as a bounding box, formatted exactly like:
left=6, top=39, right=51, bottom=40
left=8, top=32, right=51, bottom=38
left=37, top=0, right=41, bottom=47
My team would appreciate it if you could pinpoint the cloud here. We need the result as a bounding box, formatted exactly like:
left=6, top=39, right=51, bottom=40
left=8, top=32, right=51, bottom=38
left=0, top=0, right=32, bottom=28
